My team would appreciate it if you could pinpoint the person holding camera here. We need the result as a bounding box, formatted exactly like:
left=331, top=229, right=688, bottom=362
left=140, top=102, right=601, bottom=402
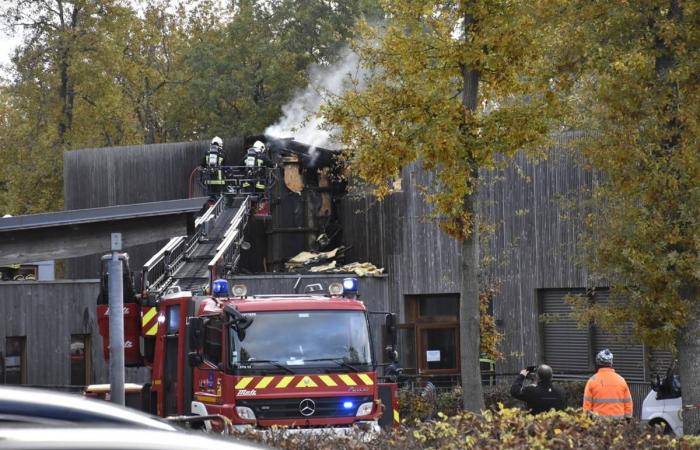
left=510, top=364, right=567, bottom=414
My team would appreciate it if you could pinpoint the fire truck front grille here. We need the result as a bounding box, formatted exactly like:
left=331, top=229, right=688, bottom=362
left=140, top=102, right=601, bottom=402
left=236, top=396, right=373, bottom=420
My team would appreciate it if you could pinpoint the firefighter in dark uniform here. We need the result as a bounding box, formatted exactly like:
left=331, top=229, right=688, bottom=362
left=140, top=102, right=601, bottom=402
left=202, top=136, right=225, bottom=200
left=242, top=140, right=274, bottom=193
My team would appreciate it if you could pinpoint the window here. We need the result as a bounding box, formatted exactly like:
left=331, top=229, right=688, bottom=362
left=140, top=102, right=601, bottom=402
left=203, top=318, right=222, bottom=365
left=400, top=294, right=460, bottom=375
left=5, top=337, right=26, bottom=384
left=70, top=335, right=91, bottom=386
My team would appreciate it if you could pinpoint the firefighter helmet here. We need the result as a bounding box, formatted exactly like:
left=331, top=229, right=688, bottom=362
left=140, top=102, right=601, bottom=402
left=253, top=140, right=265, bottom=153
left=211, top=136, right=223, bottom=149
left=596, top=349, right=614, bottom=367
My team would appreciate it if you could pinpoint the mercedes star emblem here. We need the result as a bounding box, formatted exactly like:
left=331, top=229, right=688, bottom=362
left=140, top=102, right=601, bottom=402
left=299, top=398, right=316, bottom=417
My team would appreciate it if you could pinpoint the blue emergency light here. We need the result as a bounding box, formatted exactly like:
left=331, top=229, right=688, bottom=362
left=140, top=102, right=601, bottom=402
left=212, top=279, right=229, bottom=297
left=343, top=401, right=354, bottom=409
left=342, top=277, right=358, bottom=294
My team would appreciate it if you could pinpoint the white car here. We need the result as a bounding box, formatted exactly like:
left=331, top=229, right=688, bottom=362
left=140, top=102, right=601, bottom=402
left=641, top=369, right=682, bottom=437
left=0, top=427, right=264, bottom=450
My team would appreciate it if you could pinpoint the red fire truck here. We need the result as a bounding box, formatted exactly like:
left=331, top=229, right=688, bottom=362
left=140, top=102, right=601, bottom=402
left=152, top=278, right=396, bottom=431
left=96, top=271, right=399, bottom=431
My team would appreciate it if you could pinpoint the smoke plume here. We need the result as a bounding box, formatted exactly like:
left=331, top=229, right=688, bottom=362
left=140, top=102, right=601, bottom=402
left=265, top=49, right=361, bottom=152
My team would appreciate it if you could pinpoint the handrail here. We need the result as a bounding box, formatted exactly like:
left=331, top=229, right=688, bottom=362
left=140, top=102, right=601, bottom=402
left=143, top=197, right=220, bottom=297
left=195, top=196, right=222, bottom=228
left=142, top=236, right=186, bottom=294
left=207, top=197, right=251, bottom=284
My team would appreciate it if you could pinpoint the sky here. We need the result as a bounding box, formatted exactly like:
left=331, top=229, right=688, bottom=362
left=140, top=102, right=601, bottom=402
left=0, top=29, right=22, bottom=72
left=0, top=34, right=18, bottom=62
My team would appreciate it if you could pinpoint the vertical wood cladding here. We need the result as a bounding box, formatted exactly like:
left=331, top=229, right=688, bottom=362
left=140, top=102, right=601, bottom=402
left=63, top=139, right=246, bottom=278
left=340, top=132, right=600, bottom=373
left=0, top=281, right=108, bottom=385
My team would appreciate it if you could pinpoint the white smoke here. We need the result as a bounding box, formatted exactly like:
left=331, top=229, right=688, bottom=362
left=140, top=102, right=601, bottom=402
left=265, top=49, right=362, bottom=151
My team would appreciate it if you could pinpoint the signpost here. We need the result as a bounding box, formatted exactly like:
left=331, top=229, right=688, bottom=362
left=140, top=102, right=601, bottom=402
left=108, top=233, right=125, bottom=405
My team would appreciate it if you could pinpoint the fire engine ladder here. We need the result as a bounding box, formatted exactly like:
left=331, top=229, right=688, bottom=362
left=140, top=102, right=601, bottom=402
left=142, top=195, right=252, bottom=301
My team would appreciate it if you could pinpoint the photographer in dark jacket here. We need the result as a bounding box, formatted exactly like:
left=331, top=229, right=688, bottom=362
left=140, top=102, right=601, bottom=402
left=510, top=364, right=567, bottom=414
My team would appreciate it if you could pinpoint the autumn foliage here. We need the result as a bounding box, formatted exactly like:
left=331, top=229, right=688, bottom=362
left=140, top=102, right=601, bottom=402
left=235, top=407, right=699, bottom=450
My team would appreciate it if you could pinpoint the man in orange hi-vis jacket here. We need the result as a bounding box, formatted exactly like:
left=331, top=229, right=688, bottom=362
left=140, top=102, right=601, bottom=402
left=583, top=349, right=633, bottom=419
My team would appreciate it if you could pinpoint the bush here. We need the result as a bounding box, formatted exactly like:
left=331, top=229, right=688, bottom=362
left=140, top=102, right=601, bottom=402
left=234, top=407, right=698, bottom=449
left=397, top=379, right=584, bottom=423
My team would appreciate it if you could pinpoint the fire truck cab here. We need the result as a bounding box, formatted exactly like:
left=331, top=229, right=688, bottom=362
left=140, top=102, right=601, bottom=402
left=150, top=278, right=392, bottom=432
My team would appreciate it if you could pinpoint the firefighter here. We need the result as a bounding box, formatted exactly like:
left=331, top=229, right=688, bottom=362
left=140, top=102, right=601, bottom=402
left=384, top=346, right=403, bottom=383
left=242, top=140, right=274, bottom=193
left=202, top=136, right=225, bottom=200
left=583, top=349, right=633, bottom=419
left=510, top=364, right=566, bottom=414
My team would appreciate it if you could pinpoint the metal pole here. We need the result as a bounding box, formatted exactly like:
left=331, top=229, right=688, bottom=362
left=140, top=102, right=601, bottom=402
left=108, top=233, right=125, bottom=406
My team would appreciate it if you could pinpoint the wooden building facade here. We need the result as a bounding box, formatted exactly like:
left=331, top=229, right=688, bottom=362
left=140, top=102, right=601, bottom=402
left=0, top=133, right=670, bottom=394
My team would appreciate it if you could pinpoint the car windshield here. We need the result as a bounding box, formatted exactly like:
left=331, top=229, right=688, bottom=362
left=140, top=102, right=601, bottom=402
left=230, top=310, right=372, bottom=368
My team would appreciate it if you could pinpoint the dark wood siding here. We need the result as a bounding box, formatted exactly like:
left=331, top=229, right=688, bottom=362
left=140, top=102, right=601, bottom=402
left=340, top=168, right=462, bottom=333
left=340, top=132, right=606, bottom=373
left=58, top=131, right=668, bottom=380
left=63, top=139, right=247, bottom=278
left=0, top=281, right=107, bottom=385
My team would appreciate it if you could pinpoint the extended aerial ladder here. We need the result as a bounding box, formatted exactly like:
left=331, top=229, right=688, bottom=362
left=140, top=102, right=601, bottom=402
left=141, top=195, right=251, bottom=302
left=97, top=164, right=274, bottom=365
left=142, top=162, right=276, bottom=301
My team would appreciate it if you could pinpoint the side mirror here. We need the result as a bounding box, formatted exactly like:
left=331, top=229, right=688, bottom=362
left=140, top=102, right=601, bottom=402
left=223, top=304, right=254, bottom=342
left=236, top=329, right=247, bottom=342
left=188, top=317, right=205, bottom=352
left=188, top=352, right=204, bottom=368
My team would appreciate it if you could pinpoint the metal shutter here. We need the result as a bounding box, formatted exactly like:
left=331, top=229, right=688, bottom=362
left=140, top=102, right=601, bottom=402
left=648, top=347, right=675, bottom=376
left=590, top=290, right=646, bottom=382
left=539, top=289, right=591, bottom=374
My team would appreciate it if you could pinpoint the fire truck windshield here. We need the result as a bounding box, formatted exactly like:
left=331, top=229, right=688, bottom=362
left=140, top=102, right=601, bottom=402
left=230, top=310, right=372, bottom=370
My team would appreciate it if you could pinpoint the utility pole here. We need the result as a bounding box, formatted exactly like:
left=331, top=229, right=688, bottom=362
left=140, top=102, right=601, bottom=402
left=108, top=233, right=125, bottom=406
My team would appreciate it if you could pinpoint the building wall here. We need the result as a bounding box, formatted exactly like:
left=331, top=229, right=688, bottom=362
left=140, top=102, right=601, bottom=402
left=340, top=132, right=602, bottom=374
left=63, top=138, right=246, bottom=279
left=481, top=133, right=598, bottom=372
left=0, top=280, right=108, bottom=386
left=58, top=134, right=648, bottom=381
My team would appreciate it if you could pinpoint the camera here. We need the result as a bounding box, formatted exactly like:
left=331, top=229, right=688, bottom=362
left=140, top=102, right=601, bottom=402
left=526, top=365, right=537, bottom=373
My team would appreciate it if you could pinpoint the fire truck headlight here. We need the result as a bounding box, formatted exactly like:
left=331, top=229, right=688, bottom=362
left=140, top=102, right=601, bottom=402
left=356, top=402, right=374, bottom=417
left=235, top=406, right=256, bottom=420
left=328, top=282, right=343, bottom=296
left=232, top=284, right=247, bottom=297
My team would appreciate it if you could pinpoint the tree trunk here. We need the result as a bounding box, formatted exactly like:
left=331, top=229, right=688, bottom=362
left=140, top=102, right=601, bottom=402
left=459, top=8, right=484, bottom=413
left=677, top=289, right=700, bottom=435
left=651, top=1, right=698, bottom=434
left=460, top=193, right=484, bottom=412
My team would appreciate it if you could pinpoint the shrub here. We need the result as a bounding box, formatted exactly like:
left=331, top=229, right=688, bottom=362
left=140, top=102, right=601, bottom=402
left=234, top=407, right=698, bottom=449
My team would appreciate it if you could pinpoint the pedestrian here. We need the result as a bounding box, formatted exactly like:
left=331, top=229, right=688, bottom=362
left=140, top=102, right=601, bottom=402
left=510, top=364, right=567, bottom=414
left=583, top=349, right=633, bottom=419
left=202, top=136, right=225, bottom=200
